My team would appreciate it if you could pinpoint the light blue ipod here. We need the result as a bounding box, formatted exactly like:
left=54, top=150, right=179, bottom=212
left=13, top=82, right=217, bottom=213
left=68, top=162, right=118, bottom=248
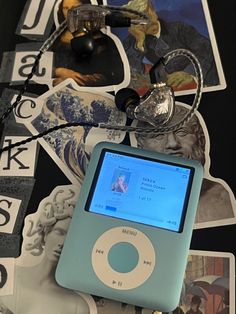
left=56, top=142, right=203, bottom=312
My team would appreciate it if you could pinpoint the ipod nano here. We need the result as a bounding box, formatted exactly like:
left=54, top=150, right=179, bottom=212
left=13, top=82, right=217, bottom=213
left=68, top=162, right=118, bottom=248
left=56, top=142, right=203, bottom=312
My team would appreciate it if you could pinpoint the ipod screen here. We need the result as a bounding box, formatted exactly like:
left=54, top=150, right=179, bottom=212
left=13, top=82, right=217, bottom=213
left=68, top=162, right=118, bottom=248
left=85, top=149, right=194, bottom=232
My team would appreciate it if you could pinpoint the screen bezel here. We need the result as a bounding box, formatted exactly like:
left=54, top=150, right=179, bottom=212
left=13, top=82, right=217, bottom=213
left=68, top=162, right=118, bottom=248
left=84, top=148, right=195, bottom=233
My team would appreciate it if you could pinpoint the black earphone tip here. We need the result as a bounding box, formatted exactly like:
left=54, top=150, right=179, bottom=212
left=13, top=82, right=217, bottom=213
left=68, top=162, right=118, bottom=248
left=115, top=88, right=140, bottom=112
left=71, top=34, right=94, bottom=57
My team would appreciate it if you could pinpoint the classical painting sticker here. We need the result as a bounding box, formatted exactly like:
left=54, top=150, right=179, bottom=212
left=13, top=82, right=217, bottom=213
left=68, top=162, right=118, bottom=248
left=177, top=250, right=235, bottom=314
left=105, top=0, right=226, bottom=95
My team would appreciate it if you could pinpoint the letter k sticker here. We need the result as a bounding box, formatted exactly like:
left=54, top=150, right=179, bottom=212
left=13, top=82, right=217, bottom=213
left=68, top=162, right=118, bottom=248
left=0, top=136, right=37, bottom=176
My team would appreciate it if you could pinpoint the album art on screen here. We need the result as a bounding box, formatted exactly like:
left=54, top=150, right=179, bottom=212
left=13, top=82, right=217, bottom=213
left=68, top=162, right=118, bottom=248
left=110, top=169, right=130, bottom=193
left=105, top=0, right=226, bottom=95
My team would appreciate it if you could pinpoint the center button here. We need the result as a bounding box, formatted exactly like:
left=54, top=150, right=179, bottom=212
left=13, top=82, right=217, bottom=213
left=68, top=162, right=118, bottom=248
left=108, top=242, right=139, bottom=273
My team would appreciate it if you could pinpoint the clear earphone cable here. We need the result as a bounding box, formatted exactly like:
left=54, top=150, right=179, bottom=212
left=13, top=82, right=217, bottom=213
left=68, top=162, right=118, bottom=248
left=0, top=7, right=203, bottom=155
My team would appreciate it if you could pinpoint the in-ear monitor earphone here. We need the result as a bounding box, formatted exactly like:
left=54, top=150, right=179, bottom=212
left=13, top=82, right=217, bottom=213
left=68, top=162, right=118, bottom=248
left=67, top=4, right=149, bottom=57
left=115, top=50, right=203, bottom=128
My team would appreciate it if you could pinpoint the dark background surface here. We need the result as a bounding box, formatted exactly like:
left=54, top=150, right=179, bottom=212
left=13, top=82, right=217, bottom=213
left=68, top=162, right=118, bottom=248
left=0, top=0, right=235, bottom=256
